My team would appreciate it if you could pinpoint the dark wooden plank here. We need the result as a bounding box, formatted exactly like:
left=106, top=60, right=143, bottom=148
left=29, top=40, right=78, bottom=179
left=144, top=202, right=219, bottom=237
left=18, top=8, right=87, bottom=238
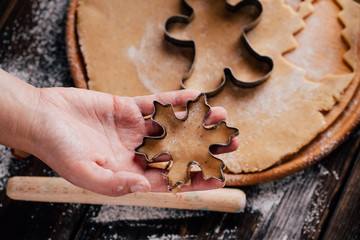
left=0, top=0, right=359, bottom=239
left=0, top=153, right=88, bottom=239
left=0, top=200, right=88, bottom=240
left=298, top=128, right=360, bottom=239
left=74, top=205, right=254, bottom=240
left=321, top=142, right=360, bottom=240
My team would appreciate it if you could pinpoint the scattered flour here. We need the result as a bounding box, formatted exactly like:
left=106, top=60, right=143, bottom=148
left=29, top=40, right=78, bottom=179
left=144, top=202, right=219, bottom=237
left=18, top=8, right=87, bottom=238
left=0, top=146, right=12, bottom=191
left=319, top=164, right=330, bottom=176
left=148, top=233, right=198, bottom=240
left=246, top=169, right=316, bottom=219
left=247, top=182, right=285, bottom=215
left=92, top=205, right=205, bottom=222
left=146, top=226, right=239, bottom=240
left=319, top=164, right=340, bottom=180
left=332, top=170, right=339, bottom=180
left=0, top=0, right=73, bottom=88
left=302, top=186, right=328, bottom=234
left=126, top=22, right=190, bottom=94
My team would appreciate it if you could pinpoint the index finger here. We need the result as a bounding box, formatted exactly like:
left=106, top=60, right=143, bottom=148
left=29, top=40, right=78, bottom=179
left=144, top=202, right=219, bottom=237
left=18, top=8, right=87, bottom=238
left=133, top=90, right=200, bottom=116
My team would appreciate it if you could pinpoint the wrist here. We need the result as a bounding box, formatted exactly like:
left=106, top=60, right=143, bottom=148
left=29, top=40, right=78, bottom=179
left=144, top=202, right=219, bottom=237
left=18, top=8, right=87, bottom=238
left=0, top=69, right=42, bottom=154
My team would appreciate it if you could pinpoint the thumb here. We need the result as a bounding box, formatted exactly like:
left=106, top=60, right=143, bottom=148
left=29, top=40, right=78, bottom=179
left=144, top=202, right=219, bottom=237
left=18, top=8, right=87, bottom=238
left=64, top=161, right=151, bottom=196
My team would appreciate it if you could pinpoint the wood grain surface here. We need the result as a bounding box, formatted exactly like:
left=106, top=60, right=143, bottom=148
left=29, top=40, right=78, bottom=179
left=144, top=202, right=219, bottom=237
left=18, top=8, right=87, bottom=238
left=0, top=0, right=359, bottom=239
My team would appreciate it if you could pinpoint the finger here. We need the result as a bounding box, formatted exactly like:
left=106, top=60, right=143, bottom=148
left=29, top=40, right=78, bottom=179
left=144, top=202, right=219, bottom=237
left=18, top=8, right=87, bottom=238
left=180, top=173, right=225, bottom=192
left=144, top=118, right=163, bottom=136
left=204, top=107, right=227, bottom=126
left=135, top=151, right=171, bottom=164
left=210, top=136, right=239, bottom=154
left=65, top=161, right=151, bottom=197
left=134, top=90, right=200, bottom=116
left=144, top=107, right=228, bottom=136
left=144, top=168, right=224, bottom=192
left=144, top=112, right=188, bottom=136
left=172, top=108, right=226, bottom=121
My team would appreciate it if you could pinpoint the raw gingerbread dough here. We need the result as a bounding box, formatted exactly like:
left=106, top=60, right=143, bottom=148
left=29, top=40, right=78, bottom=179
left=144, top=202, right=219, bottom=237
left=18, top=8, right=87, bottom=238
left=136, top=94, right=238, bottom=190
left=208, top=0, right=359, bottom=172
left=77, top=0, right=359, bottom=173
left=77, top=0, right=191, bottom=96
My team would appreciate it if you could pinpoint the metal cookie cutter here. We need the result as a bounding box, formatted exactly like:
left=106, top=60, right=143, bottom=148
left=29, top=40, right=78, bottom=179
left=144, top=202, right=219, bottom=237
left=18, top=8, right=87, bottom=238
left=164, top=0, right=274, bottom=96
left=134, top=93, right=239, bottom=192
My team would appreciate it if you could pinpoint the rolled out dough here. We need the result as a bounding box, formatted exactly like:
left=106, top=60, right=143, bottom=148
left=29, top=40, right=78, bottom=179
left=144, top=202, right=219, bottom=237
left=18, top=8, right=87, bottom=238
left=77, top=0, right=359, bottom=173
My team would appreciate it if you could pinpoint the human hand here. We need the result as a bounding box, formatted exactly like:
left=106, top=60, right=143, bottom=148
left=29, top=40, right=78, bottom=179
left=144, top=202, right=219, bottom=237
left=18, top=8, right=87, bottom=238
left=0, top=71, right=237, bottom=196
left=32, top=88, right=238, bottom=196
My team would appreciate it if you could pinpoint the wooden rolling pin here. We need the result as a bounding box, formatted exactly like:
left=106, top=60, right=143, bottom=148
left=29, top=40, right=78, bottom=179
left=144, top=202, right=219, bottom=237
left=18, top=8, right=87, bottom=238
left=6, top=177, right=246, bottom=213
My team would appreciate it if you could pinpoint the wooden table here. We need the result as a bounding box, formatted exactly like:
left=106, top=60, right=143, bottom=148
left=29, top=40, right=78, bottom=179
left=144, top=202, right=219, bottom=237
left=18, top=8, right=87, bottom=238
left=0, top=0, right=359, bottom=239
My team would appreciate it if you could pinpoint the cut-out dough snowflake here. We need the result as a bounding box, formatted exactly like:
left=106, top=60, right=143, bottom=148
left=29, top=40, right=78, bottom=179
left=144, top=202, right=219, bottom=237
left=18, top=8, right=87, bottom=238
left=135, top=94, right=239, bottom=192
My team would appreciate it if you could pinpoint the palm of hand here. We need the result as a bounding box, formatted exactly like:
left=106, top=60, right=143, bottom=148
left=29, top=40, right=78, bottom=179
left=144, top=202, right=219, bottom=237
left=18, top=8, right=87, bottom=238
left=34, top=88, right=232, bottom=196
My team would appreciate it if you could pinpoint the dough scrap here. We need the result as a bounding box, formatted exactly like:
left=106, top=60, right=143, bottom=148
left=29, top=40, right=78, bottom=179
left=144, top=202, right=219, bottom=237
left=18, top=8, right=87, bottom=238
left=208, top=0, right=359, bottom=173
left=135, top=94, right=238, bottom=191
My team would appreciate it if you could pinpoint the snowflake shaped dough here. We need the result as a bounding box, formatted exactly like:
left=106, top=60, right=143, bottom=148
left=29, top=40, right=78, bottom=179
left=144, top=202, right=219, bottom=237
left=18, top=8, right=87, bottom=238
left=135, top=93, right=239, bottom=191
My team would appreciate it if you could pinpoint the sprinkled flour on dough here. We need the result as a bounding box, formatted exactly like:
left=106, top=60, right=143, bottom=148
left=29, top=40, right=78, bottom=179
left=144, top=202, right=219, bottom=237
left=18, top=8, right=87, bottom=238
left=77, top=0, right=192, bottom=96
left=127, top=23, right=186, bottom=94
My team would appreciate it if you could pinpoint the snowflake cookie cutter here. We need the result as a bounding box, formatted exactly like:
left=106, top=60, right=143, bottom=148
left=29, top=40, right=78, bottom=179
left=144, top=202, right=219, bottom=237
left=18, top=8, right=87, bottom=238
left=164, top=0, right=274, bottom=97
left=134, top=93, right=239, bottom=192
